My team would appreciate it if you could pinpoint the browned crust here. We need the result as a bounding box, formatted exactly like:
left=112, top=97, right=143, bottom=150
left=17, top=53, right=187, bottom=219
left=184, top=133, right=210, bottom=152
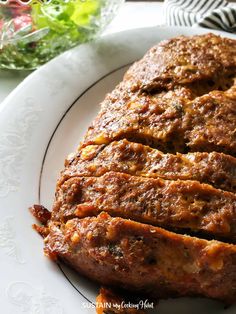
left=52, top=172, right=236, bottom=241
left=123, top=34, right=236, bottom=93
left=30, top=205, right=51, bottom=225
left=60, top=139, right=236, bottom=193
left=182, top=89, right=236, bottom=154
left=30, top=205, right=51, bottom=238
left=82, top=85, right=236, bottom=156
left=82, top=86, right=191, bottom=153
left=44, top=213, right=236, bottom=304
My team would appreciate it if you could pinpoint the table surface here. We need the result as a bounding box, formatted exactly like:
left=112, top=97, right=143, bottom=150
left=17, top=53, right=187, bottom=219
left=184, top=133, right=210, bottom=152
left=0, top=1, right=163, bottom=105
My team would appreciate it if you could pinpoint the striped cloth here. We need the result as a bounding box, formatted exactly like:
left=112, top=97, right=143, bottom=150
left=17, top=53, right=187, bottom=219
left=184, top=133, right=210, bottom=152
left=164, top=0, right=236, bottom=32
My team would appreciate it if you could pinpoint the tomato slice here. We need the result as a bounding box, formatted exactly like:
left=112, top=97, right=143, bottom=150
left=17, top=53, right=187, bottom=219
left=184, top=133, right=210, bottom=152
left=13, top=14, right=32, bottom=31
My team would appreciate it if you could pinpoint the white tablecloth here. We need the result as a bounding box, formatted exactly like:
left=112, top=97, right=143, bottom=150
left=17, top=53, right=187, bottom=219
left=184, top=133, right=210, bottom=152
left=0, top=1, right=163, bottom=105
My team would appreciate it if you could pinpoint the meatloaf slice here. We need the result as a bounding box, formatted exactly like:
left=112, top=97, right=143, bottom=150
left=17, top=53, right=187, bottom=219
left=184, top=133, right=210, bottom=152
left=183, top=88, right=236, bottom=154
left=52, top=172, right=236, bottom=241
left=83, top=85, right=236, bottom=156
left=83, top=86, right=189, bottom=153
left=123, top=33, right=236, bottom=94
left=44, top=212, right=236, bottom=304
left=61, top=139, right=236, bottom=193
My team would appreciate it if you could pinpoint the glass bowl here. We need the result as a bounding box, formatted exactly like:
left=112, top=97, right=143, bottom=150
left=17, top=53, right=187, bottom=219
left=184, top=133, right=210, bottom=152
left=0, top=0, right=124, bottom=70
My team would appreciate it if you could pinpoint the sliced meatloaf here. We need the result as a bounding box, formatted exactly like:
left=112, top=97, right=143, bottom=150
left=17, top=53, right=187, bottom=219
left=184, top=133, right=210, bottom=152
left=44, top=213, right=236, bottom=304
left=83, top=86, right=189, bottom=153
left=82, top=86, right=236, bottom=156
left=52, top=172, right=236, bottom=241
left=123, top=33, right=236, bottom=94
left=182, top=88, right=236, bottom=154
left=31, top=33, right=236, bottom=307
left=61, top=139, right=236, bottom=193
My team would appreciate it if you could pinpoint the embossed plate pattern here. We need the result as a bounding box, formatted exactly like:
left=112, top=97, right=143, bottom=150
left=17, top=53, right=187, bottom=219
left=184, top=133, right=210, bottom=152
left=0, top=27, right=235, bottom=314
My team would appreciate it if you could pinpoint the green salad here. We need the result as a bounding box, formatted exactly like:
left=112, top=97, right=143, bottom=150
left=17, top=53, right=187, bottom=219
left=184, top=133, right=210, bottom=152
left=0, top=0, right=118, bottom=70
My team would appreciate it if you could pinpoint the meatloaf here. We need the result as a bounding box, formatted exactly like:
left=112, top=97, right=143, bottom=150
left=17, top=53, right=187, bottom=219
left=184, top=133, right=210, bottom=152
left=31, top=33, right=236, bottom=307
left=83, top=86, right=236, bottom=156
left=61, top=139, right=236, bottom=193
left=123, top=33, right=236, bottom=93
left=52, top=172, right=236, bottom=241
left=44, top=213, right=236, bottom=304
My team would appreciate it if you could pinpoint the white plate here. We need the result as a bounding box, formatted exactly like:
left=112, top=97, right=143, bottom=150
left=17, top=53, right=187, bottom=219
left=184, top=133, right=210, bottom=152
left=0, top=26, right=236, bottom=314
